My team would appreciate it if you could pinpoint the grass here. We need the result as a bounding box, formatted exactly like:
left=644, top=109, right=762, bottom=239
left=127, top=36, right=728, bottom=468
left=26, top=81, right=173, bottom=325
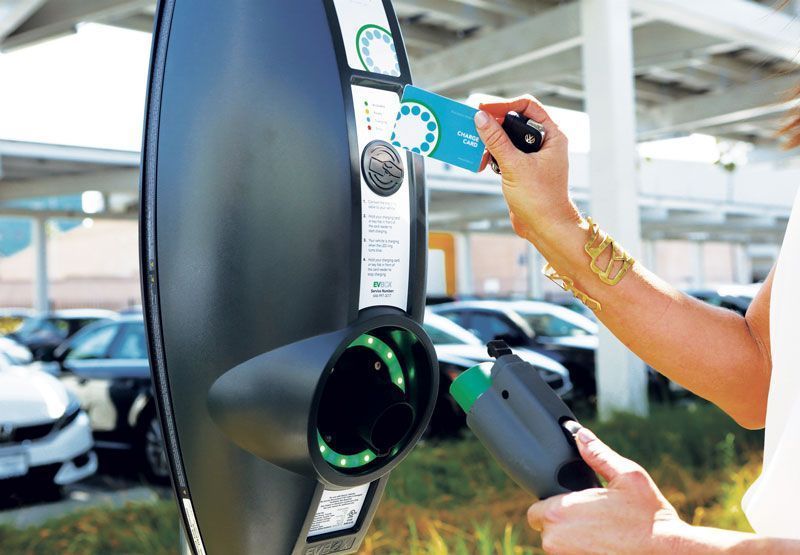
left=0, top=402, right=763, bottom=554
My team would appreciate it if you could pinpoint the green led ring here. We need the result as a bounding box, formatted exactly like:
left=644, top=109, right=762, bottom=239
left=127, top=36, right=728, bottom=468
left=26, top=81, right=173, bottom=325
left=317, top=333, right=406, bottom=469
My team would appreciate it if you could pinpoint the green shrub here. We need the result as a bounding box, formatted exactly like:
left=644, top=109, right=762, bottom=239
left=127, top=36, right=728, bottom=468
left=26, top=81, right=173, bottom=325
left=0, top=501, right=178, bottom=555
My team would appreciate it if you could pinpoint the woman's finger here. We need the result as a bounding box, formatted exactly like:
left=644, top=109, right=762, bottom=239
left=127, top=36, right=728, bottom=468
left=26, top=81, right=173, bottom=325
left=474, top=110, right=519, bottom=170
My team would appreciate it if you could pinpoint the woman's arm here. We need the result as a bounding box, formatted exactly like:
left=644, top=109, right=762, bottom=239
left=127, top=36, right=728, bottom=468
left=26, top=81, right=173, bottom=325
left=473, top=98, right=772, bottom=428
left=527, top=427, right=800, bottom=554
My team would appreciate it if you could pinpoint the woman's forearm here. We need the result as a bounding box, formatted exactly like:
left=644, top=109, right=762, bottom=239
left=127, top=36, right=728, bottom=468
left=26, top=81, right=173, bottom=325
left=472, top=98, right=772, bottom=427
left=665, top=523, right=800, bottom=554
left=529, top=212, right=772, bottom=428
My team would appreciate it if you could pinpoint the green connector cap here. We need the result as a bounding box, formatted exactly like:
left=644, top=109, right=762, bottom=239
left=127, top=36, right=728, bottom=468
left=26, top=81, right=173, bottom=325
left=449, top=362, right=493, bottom=413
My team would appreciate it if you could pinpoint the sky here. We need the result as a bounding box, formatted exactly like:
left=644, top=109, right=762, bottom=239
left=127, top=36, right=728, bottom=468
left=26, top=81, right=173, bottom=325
left=0, top=23, right=731, bottom=163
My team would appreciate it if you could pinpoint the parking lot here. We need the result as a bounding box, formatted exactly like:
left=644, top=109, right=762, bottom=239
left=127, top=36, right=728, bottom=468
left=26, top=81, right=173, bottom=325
left=0, top=453, right=170, bottom=529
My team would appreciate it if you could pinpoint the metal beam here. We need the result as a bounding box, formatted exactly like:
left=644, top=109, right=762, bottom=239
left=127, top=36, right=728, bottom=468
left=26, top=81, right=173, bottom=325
left=0, top=140, right=140, bottom=165
left=442, top=22, right=729, bottom=98
left=639, top=73, right=800, bottom=139
left=104, top=12, right=153, bottom=33
left=2, top=0, right=151, bottom=49
left=0, top=169, right=138, bottom=201
left=413, top=2, right=583, bottom=91
left=0, top=0, right=47, bottom=40
left=0, top=206, right=136, bottom=220
left=393, top=0, right=505, bottom=29
left=446, top=0, right=538, bottom=17
left=631, top=0, right=800, bottom=63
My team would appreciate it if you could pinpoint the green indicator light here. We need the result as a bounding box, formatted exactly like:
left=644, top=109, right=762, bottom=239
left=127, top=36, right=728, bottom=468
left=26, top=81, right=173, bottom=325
left=317, top=333, right=410, bottom=470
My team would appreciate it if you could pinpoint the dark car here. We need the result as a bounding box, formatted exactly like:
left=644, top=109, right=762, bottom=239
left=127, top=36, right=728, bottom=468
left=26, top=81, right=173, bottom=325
left=9, top=309, right=116, bottom=361
left=686, top=284, right=760, bottom=316
left=431, top=300, right=600, bottom=400
left=48, top=314, right=168, bottom=484
left=423, top=310, right=573, bottom=436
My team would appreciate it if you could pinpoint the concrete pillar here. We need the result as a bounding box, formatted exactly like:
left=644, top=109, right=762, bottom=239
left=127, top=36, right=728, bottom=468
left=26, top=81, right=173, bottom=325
left=31, top=216, right=49, bottom=312
left=733, top=243, right=751, bottom=284
left=526, top=243, right=544, bottom=299
left=455, top=232, right=473, bottom=296
left=691, top=241, right=705, bottom=288
left=581, top=0, right=647, bottom=418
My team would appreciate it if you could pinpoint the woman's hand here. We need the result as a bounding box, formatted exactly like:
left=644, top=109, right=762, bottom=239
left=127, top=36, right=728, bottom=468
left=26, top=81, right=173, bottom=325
left=473, top=96, right=580, bottom=241
left=527, top=427, right=687, bottom=554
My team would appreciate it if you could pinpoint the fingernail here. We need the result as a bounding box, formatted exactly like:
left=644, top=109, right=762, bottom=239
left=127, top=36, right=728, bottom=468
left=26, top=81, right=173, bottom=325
left=474, top=110, right=490, bottom=128
left=576, top=427, right=596, bottom=444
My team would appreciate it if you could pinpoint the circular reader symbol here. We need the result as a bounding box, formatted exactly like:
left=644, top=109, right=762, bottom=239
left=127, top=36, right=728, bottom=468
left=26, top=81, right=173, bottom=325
left=391, top=101, right=440, bottom=156
left=361, top=140, right=404, bottom=197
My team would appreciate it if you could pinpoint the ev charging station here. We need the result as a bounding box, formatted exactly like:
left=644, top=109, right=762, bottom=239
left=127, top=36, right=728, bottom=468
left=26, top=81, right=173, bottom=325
left=140, top=1, right=438, bottom=553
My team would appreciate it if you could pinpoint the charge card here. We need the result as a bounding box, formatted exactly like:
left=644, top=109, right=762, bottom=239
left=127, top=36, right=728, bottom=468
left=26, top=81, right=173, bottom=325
left=390, top=85, right=484, bottom=172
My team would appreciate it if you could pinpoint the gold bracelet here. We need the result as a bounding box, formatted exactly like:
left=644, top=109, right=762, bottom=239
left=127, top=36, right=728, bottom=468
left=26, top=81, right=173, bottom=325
left=542, top=263, right=602, bottom=312
left=584, top=217, right=634, bottom=286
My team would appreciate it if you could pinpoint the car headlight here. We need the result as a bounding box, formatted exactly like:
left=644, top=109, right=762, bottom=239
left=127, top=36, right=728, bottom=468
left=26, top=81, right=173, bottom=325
left=54, top=397, right=82, bottom=431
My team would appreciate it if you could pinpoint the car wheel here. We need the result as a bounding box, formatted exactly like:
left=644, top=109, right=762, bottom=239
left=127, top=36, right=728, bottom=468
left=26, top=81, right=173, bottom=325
left=138, top=410, right=171, bottom=486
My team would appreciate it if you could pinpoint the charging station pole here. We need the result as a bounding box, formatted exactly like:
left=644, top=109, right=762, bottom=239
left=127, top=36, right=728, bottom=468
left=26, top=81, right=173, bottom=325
left=140, top=1, right=438, bottom=553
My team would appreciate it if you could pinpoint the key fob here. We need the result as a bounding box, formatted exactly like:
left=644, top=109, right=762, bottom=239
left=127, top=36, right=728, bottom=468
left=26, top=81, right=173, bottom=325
left=490, top=111, right=545, bottom=174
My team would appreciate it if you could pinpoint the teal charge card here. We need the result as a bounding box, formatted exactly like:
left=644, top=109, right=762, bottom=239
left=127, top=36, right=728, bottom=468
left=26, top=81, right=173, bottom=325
left=390, top=85, right=484, bottom=173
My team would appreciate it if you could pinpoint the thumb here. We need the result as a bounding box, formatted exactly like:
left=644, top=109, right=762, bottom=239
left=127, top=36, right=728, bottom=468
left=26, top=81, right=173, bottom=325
left=574, top=427, right=640, bottom=484
left=474, top=110, right=518, bottom=170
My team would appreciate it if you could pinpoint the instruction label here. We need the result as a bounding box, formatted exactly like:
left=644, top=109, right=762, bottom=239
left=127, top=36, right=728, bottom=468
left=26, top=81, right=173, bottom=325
left=352, top=85, right=411, bottom=310
left=307, top=484, right=371, bottom=538
left=332, top=0, right=400, bottom=76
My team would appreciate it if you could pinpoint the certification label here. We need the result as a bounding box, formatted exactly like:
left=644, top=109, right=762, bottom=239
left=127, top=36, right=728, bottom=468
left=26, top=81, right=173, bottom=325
left=351, top=85, right=411, bottom=311
left=307, top=484, right=371, bottom=538
left=332, top=0, right=400, bottom=76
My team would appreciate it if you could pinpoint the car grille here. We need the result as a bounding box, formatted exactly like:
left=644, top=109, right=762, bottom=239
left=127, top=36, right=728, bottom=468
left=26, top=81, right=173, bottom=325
left=0, top=421, right=56, bottom=444
left=0, top=406, right=79, bottom=445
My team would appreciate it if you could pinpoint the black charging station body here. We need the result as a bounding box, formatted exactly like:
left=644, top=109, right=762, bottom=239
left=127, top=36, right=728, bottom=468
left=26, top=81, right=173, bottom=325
left=140, top=1, right=438, bottom=553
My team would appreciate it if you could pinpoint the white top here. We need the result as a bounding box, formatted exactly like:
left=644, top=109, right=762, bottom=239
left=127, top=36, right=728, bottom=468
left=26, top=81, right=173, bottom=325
left=742, top=188, right=800, bottom=539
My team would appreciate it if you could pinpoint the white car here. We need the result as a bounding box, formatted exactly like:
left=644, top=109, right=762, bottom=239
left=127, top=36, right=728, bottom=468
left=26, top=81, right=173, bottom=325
left=0, top=353, right=97, bottom=497
left=0, top=336, right=33, bottom=365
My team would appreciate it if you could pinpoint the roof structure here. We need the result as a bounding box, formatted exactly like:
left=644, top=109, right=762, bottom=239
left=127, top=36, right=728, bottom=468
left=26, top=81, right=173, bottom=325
left=3, top=0, right=799, bottom=147
left=2, top=0, right=798, bottom=236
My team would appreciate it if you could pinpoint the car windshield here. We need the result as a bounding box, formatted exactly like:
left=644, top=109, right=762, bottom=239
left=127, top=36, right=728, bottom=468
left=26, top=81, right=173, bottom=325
left=518, top=312, right=592, bottom=338
left=423, top=315, right=482, bottom=346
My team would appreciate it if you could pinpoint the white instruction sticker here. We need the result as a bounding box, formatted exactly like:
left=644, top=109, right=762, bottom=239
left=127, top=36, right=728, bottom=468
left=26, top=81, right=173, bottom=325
left=332, top=0, right=400, bottom=76
left=351, top=84, right=411, bottom=310
left=308, top=484, right=371, bottom=538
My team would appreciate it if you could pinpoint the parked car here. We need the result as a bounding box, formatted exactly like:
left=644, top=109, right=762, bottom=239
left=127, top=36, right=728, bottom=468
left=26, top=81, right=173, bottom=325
left=49, top=314, right=169, bottom=484
left=0, top=335, right=33, bottom=365
left=0, top=308, right=36, bottom=336
left=0, top=352, right=97, bottom=499
left=431, top=300, right=599, bottom=400
left=686, top=284, right=761, bottom=316
left=8, top=309, right=116, bottom=361
left=423, top=311, right=573, bottom=436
